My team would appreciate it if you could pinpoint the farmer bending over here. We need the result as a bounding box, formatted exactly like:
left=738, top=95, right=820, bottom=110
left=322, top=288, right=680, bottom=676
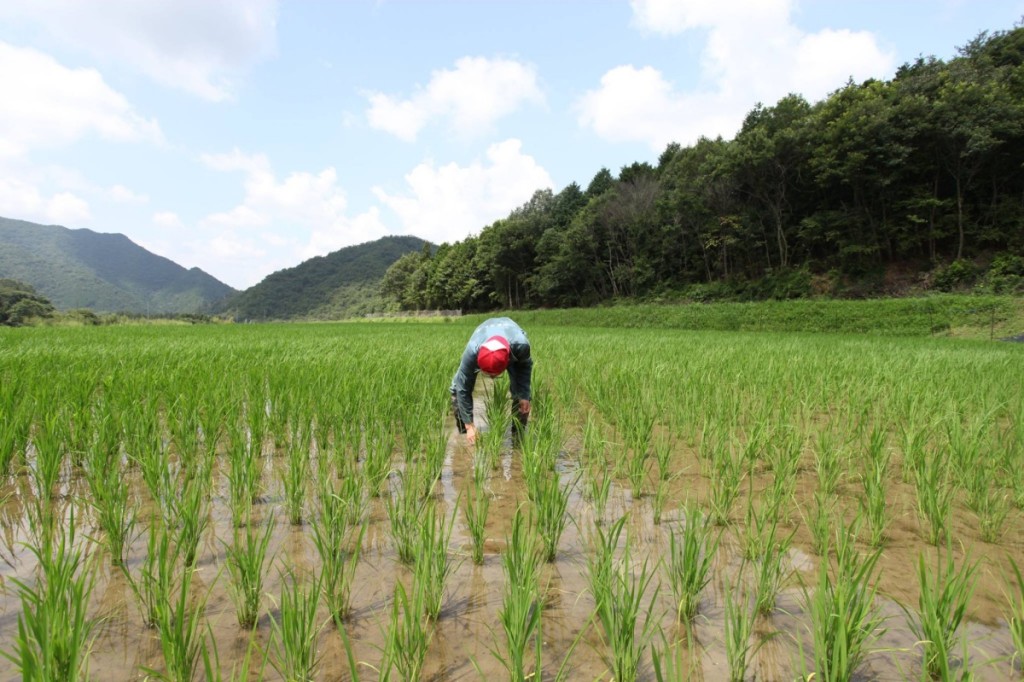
left=450, top=317, right=532, bottom=445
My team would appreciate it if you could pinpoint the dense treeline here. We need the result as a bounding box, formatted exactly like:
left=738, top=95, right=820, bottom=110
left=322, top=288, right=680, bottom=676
left=383, top=27, right=1024, bottom=312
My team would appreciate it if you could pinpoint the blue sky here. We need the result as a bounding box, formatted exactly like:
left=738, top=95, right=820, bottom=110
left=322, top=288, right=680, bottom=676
left=1, top=1, right=1021, bottom=289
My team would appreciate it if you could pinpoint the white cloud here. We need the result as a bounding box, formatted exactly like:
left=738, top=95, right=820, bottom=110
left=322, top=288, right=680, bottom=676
left=373, top=139, right=553, bottom=246
left=0, top=0, right=278, bottom=101
left=366, top=57, right=544, bottom=141
left=0, top=174, right=93, bottom=226
left=110, top=184, right=148, bottom=204
left=583, top=0, right=895, bottom=149
left=186, top=150, right=389, bottom=288
left=152, top=211, right=184, bottom=229
left=0, top=42, right=162, bottom=158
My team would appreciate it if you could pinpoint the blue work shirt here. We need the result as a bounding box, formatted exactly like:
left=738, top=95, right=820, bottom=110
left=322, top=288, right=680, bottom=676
left=450, top=317, right=532, bottom=425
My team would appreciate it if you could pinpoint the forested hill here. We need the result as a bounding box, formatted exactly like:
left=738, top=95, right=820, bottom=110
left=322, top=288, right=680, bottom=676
left=219, top=235, right=430, bottom=321
left=0, top=217, right=235, bottom=313
left=382, top=26, right=1024, bottom=313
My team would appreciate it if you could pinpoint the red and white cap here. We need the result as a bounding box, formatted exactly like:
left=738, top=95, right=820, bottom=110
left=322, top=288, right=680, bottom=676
left=477, top=335, right=511, bottom=375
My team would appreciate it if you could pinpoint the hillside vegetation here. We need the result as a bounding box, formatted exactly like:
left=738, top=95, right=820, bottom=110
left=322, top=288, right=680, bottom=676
left=0, top=217, right=234, bottom=313
left=383, top=26, right=1024, bottom=314
left=219, top=235, right=430, bottom=321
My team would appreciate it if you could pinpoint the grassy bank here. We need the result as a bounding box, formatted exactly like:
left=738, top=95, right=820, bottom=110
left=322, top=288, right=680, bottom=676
left=463, top=294, right=1024, bottom=340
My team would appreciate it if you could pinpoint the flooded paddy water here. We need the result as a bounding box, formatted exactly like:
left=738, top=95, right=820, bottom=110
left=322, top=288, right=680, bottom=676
left=0, top=323, right=1021, bottom=680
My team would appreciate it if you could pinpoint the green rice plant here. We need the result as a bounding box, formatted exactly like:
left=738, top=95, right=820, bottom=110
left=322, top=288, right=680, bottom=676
left=83, top=448, right=137, bottom=567
left=708, top=445, right=745, bottom=526
left=310, top=481, right=366, bottom=626
left=415, top=500, right=457, bottom=621
left=223, top=511, right=276, bottom=629
left=665, top=499, right=719, bottom=622
left=30, top=411, right=67, bottom=503
left=653, top=431, right=674, bottom=482
left=534, top=471, right=575, bottom=562
left=269, top=570, right=326, bottom=682
left=652, top=476, right=669, bottom=525
left=899, top=420, right=932, bottom=485
left=493, top=507, right=543, bottom=681
left=363, top=421, right=395, bottom=498
left=385, top=473, right=426, bottom=565
left=225, top=419, right=262, bottom=527
left=170, top=474, right=211, bottom=569
left=753, top=519, right=795, bottom=615
left=802, top=489, right=835, bottom=557
left=903, top=542, right=978, bottom=680
left=464, top=481, right=490, bottom=566
left=585, top=463, right=613, bottom=525
left=201, top=631, right=269, bottom=682
left=741, top=494, right=777, bottom=561
left=914, top=451, right=955, bottom=546
left=380, top=580, right=431, bottom=682
left=858, top=425, right=891, bottom=547
left=651, top=631, right=700, bottom=682
left=962, top=455, right=1011, bottom=543
left=123, top=519, right=175, bottom=628
left=800, top=518, right=886, bottom=682
left=0, top=396, right=32, bottom=476
left=764, top=429, right=800, bottom=524
left=1003, top=556, right=1024, bottom=675
left=148, top=563, right=217, bottom=682
left=0, top=507, right=96, bottom=682
left=281, top=423, right=311, bottom=525
left=723, top=576, right=762, bottom=682
left=813, top=427, right=844, bottom=497
left=581, top=412, right=607, bottom=468
left=592, top=531, right=660, bottom=682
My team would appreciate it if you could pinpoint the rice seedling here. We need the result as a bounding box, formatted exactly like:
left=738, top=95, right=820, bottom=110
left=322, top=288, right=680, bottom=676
left=723, top=576, right=763, bottom=682
left=201, top=631, right=269, bottom=682
left=800, top=518, right=886, bottom=682
left=802, top=490, right=835, bottom=557
left=123, top=518, right=175, bottom=629
left=651, top=624, right=701, bottom=682
left=653, top=431, right=673, bottom=482
left=30, top=412, right=68, bottom=503
left=170, top=473, right=211, bottom=569
left=652, top=476, right=669, bottom=525
left=415, top=499, right=457, bottom=621
left=148, top=562, right=217, bottom=682
left=534, top=470, right=575, bottom=562
left=813, top=427, right=844, bottom=497
left=665, top=499, right=719, bottom=622
left=581, top=412, right=606, bottom=468
left=1004, top=556, right=1024, bottom=674
left=592, top=530, right=659, bottom=682
left=962, top=455, right=1011, bottom=543
left=708, top=445, right=744, bottom=526
left=586, top=463, right=614, bottom=525
left=310, top=477, right=366, bottom=626
left=386, top=473, right=426, bottom=566
left=380, top=580, right=431, bottom=682
left=269, top=570, right=326, bottom=682
left=753, top=519, right=795, bottom=615
left=281, top=423, right=312, bottom=525
left=903, top=542, right=978, bottom=680
left=363, top=421, right=396, bottom=498
left=493, top=507, right=543, bottom=681
left=0, top=507, right=96, bottom=682
left=463, top=480, right=490, bottom=566
left=83, top=445, right=137, bottom=567
left=860, top=426, right=891, bottom=547
left=764, top=429, right=800, bottom=524
left=0, top=397, right=32, bottom=477
left=225, top=418, right=262, bottom=527
left=914, top=451, right=955, bottom=546
left=223, top=511, right=276, bottom=629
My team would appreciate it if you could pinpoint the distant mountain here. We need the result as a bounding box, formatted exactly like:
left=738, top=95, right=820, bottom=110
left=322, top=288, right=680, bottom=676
left=219, top=236, right=430, bottom=320
left=0, top=216, right=235, bottom=313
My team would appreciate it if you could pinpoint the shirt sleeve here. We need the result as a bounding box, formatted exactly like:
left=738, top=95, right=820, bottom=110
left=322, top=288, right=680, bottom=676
left=452, top=344, right=478, bottom=424
left=507, top=343, right=532, bottom=401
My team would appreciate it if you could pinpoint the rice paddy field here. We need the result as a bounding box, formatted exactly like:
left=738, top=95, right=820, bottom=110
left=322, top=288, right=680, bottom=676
left=0, top=317, right=1022, bottom=681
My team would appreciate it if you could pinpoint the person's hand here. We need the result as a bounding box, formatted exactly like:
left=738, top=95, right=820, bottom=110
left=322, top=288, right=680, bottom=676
left=519, top=399, right=531, bottom=417
left=465, top=423, right=477, bottom=446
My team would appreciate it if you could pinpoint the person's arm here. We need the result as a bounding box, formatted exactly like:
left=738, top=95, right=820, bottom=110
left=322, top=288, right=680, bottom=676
left=452, top=345, right=478, bottom=427
left=507, top=344, right=533, bottom=402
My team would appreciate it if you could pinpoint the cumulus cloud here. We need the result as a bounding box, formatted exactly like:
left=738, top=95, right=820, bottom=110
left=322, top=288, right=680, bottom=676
left=373, top=139, right=553, bottom=245
left=110, top=184, right=149, bottom=204
left=189, top=149, right=389, bottom=288
left=0, top=42, right=162, bottom=158
left=581, top=0, right=895, bottom=149
left=366, top=57, right=544, bottom=141
left=0, top=0, right=278, bottom=101
left=152, top=211, right=184, bottom=229
left=0, top=174, right=92, bottom=226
